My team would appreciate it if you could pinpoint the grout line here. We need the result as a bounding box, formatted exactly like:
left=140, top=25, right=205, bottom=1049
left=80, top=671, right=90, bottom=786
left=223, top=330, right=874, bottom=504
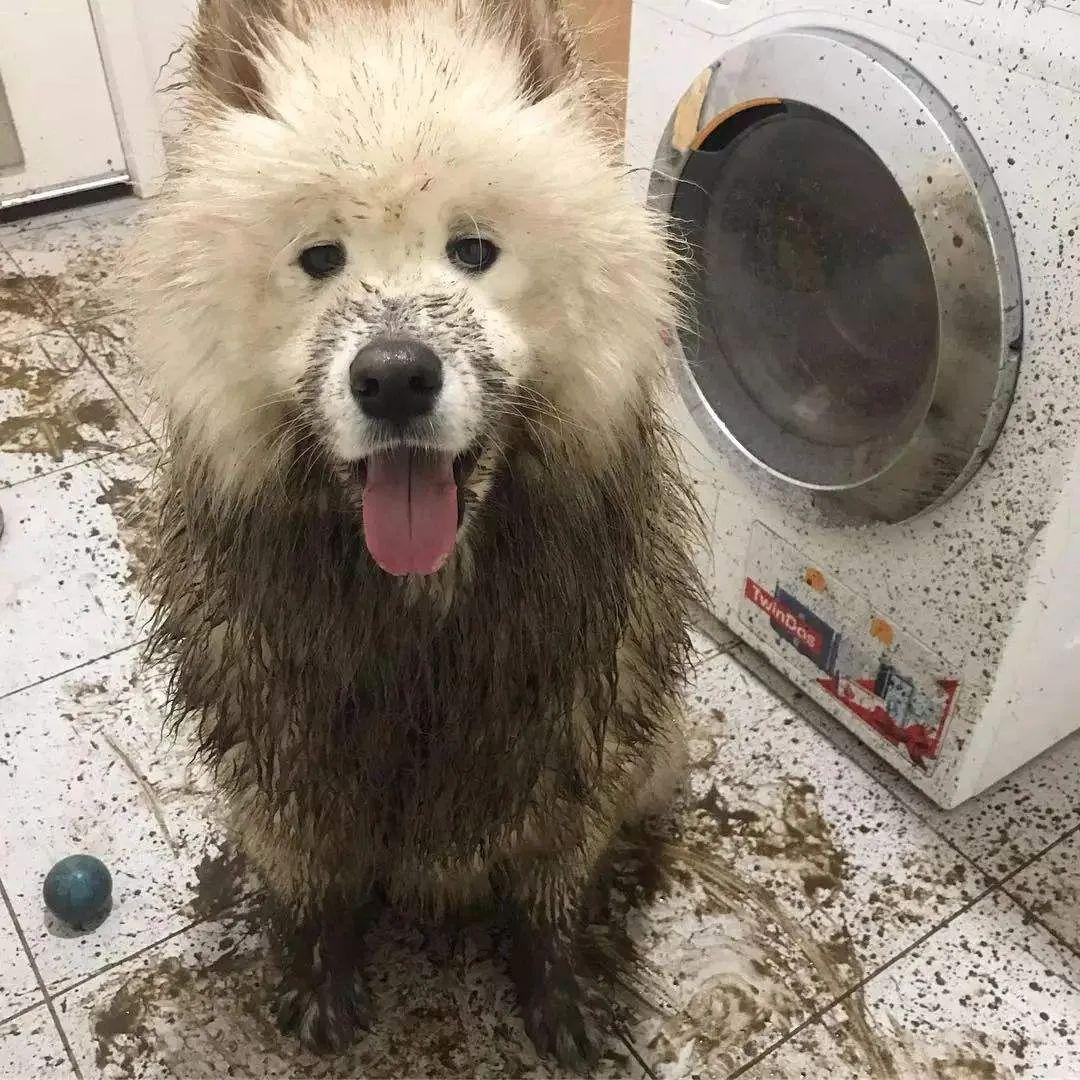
left=0, top=877, right=83, bottom=1079
left=0, top=996, right=51, bottom=1030
left=0, top=637, right=150, bottom=705
left=1, top=438, right=154, bottom=495
left=47, top=916, right=211, bottom=1004
left=999, top=878, right=1080, bottom=968
left=60, top=321, right=157, bottom=447
left=727, top=817, right=1080, bottom=1077
left=0, top=216, right=154, bottom=445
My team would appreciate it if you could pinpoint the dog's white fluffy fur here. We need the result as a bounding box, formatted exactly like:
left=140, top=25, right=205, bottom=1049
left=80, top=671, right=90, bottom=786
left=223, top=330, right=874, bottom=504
left=136, top=0, right=677, bottom=500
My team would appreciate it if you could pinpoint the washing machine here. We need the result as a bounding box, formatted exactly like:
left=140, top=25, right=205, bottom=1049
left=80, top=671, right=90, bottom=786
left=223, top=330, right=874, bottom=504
left=628, top=0, right=1080, bottom=807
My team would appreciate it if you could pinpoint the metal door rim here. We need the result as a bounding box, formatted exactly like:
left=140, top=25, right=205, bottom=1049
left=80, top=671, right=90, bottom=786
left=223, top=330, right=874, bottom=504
left=650, top=28, right=1023, bottom=523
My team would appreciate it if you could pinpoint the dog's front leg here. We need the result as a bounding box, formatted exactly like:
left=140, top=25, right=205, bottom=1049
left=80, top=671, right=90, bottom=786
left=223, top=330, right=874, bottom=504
left=273, top=890, right=380, bottom=1055
left=501, top=851, right=606, bottom=1072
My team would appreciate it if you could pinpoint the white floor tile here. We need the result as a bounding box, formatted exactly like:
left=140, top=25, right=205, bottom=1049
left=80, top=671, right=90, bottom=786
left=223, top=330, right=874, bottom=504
left=617, top=652, right=991, bottom=1077
left=0, top=251, right=57, bottom=345
left=0, top=902, right=39, bottom=1022
left=743, top=890, right=1080, bottom=1080
left=1, top=209, right=138, bottom=331
left=730, top=640, right=1080, bottom=881
left=0, top=644, right=230, bottom=997
left=0, top=1006, right=73, bottom=1078
left=70, top=316, right=161, bottom=441
left=0, top=446, right=155, bottom=696
left=0, top=331, right=147, bottom=487
left=1008, top=827, right=1080, bottom=954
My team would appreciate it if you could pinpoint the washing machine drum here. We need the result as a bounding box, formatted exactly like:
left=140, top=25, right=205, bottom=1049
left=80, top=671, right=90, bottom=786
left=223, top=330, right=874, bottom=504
left=654, top=31, right=1022, bottom=523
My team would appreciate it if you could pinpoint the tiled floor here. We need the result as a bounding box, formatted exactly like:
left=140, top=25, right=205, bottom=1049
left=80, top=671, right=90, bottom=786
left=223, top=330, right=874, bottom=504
left=2, top=198, right=1080, bottom=1079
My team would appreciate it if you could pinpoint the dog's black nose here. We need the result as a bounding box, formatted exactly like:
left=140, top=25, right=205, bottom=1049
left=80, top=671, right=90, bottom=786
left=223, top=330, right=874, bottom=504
left=350, top=338, right=443, bottom=423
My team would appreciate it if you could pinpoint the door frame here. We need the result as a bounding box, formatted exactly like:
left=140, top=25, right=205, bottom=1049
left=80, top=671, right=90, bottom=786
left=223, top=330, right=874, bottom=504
left=87, top=0, right=168, bottom=199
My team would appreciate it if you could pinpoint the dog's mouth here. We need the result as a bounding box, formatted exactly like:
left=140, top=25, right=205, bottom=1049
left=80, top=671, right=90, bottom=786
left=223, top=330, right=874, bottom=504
left=355, top=445, right=481, bottom=577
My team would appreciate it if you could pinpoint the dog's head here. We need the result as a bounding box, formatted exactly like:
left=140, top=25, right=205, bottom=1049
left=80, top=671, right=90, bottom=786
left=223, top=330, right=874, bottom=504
left=137, top=0, right=676, bottom=576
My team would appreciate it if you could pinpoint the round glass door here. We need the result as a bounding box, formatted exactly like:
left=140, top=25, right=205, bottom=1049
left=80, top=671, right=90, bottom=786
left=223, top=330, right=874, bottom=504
left=651, top=31, right=1022, bottom=522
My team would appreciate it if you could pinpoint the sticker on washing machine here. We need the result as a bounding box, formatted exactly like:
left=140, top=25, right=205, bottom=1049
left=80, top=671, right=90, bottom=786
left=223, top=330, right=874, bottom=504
left=740, top=523, right=961, bottom=773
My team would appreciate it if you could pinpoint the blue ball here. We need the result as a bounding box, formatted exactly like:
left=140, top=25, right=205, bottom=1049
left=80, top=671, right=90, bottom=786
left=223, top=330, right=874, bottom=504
left=43, top=855, right=112, bottom=929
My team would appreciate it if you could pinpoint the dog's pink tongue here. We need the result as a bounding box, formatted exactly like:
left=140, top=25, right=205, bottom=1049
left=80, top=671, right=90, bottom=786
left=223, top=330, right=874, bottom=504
left=362, top=449, right=458, bottom=576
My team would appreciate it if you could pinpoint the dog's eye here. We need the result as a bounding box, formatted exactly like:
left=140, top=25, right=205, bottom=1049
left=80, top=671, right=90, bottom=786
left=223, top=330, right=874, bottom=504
left=299, top=243, right=346, bottom=280
left=447, top=237, right=499, bottom=274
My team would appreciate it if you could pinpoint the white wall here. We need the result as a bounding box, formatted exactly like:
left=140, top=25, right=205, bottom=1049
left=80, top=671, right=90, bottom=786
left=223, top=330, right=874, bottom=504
left=132, top=0, right=197, bottom=138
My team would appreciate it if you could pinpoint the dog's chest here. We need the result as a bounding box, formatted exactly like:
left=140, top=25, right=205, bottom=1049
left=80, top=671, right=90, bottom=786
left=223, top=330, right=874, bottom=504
left=294, top=651, right=581, bottom=861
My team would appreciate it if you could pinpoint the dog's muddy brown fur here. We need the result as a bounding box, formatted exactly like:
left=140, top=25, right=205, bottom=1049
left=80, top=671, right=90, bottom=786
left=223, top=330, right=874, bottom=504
left=148, top=402, right=699, bottom=1063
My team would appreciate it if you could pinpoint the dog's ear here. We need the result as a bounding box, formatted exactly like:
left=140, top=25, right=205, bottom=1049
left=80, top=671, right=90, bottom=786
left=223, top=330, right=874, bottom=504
left=192, top=0, right=578, bottom=112
left=190, top=0, right=305, bottom=113
left=464, top=0, right=579, bottom=103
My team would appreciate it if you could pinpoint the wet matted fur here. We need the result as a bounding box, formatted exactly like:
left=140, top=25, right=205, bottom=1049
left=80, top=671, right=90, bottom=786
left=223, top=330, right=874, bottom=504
left=137, top=0, right=701, bottom=1066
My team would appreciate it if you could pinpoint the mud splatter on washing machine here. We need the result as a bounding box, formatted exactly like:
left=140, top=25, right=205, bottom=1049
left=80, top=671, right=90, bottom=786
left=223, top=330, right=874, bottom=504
left=628, top=0, right=1080, bottom=806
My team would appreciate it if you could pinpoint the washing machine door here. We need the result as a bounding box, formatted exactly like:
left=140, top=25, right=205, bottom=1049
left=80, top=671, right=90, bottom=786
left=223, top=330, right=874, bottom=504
left=652, top=30, right=1022, bottom=523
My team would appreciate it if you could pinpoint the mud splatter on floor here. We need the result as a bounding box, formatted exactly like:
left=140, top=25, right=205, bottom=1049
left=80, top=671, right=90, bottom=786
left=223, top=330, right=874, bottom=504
left=608, top=771, right=1015, bottom=1079
left=0, top=334, right=125, bottom=463
left=90, top=950, right=277, bottom=1076
left=95, top=458, right=161, bottom=589
left=65, top=684, right=1021, bottom=1080
left=10, top=225, right=131, bottom=326
left=187, top=845, right=254, bottom=923
left=0, top=271, right=54, bottom=319
left=77, top=778, right=1012, bottom=1080
left=766, top=1017, right=1014, bottom=1080
left=85, top=910, right=550, bottom=1080
left=611, top=789, right=858, bottom=1074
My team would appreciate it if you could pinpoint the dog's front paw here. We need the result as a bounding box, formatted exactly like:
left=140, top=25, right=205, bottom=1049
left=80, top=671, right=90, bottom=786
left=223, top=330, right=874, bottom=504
left=514, top=943, right=602, bottom=1074
left=522, top=974, right=599, bottom=1073
left=275, top=970, right=372, bottom=1055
